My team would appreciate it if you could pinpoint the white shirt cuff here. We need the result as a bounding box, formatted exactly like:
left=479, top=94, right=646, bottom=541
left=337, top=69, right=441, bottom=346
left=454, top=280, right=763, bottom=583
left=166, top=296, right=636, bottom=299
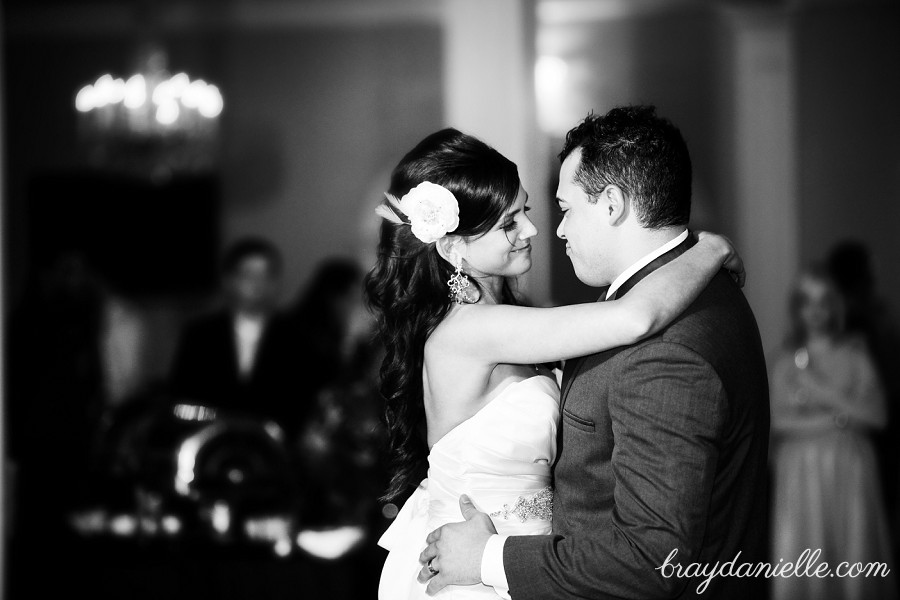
left=481, top=534, right=511, bottom=600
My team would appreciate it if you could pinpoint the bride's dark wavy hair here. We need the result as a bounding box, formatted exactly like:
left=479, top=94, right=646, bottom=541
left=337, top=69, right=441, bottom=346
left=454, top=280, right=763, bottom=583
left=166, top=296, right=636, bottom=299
left=364, top=128, right=521, bottom=502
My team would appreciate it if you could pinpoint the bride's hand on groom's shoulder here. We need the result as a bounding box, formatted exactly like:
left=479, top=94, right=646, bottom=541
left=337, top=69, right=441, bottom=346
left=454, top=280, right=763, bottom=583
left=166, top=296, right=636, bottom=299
left=417, top=495, right=497, bottom=595
left=696, top=230, right=746, bottom=288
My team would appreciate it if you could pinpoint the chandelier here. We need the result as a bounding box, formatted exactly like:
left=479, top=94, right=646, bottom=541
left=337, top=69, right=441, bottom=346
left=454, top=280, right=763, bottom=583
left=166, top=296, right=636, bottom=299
left=74, top=46, right=224, bottom=179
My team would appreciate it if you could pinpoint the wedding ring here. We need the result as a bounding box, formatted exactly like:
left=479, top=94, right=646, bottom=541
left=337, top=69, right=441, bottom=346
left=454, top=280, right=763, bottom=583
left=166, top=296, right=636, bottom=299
left=427, top=559, right=439, bottom=575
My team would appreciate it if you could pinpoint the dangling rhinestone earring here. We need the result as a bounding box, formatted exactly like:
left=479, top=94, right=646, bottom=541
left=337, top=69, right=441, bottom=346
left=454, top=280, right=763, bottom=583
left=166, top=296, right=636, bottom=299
left=448, top=257, right=471, bottom=304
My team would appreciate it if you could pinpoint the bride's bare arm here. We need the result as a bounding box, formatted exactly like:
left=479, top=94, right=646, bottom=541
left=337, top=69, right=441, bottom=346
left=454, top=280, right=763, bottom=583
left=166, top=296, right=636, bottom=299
left=432, top=232, right=742, bottom=365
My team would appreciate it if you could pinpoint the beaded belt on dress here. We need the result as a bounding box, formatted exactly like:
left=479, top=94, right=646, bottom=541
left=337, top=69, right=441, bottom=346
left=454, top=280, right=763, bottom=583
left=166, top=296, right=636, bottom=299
left=489, top=486, right=553, bottom=522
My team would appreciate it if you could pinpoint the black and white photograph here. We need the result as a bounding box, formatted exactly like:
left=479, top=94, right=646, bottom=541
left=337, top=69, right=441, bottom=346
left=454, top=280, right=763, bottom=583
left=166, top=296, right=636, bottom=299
left=2, top=1, right=899, bottom=599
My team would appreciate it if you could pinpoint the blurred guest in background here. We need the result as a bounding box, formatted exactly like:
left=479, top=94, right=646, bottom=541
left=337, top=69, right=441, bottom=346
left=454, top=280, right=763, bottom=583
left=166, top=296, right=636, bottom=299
left=287, top=257, right=389, bottom=598
left=5, top=251, right=148, bottom=578
left=288, top=257, right=377, bottom=397
left=288, top=257, right=379, bottom=511
left=769, top=264, right=896, bottom=600
left=168, top=236, right=302, bottom=435
left=828, top=239, right=900, bottom=550
left=290, top=258, right=385, bottom=522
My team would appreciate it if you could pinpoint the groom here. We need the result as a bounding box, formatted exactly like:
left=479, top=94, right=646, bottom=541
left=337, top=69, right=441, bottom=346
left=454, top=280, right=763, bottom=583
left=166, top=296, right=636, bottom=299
left=417, top=105, right=770, bottom=599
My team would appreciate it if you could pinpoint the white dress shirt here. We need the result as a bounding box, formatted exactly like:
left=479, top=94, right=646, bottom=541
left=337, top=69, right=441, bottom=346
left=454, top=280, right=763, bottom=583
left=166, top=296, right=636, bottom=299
left=605, top=229, right=689, bottom=301
left=234, top=312, right=266, bottom=379
left=480, top=228, right=689, bottom=599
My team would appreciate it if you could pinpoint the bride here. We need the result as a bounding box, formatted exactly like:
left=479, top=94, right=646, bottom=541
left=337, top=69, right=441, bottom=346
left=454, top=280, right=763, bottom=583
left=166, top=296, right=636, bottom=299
left=364, top=128, right=743, bottom=599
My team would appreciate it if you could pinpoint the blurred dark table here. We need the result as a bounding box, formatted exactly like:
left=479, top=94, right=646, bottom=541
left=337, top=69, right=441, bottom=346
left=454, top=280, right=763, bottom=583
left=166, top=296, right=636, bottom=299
left=7, top=528, right=387, bottom=600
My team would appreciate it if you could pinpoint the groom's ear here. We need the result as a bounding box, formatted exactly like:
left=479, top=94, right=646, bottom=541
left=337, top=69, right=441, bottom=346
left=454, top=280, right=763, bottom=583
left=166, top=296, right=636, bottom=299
left=605, top=185, right=629, bottom=226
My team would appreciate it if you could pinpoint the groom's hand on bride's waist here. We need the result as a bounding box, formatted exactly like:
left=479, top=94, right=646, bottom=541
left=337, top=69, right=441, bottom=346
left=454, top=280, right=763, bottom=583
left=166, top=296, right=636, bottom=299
left=417, top=494, right=497, bottom=595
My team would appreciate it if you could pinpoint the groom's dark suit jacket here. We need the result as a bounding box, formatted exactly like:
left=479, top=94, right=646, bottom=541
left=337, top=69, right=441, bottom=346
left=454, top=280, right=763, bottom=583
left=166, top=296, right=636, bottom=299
left=505, top=237, right=770, bottom=599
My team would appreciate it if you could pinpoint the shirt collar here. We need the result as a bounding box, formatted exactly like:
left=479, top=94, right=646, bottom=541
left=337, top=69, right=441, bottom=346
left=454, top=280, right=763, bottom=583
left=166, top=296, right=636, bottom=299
left=605, top=229, right=689, bottom=301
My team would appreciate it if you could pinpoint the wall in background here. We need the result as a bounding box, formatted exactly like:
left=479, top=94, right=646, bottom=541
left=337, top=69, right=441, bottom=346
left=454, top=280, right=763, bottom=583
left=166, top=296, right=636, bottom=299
left=538, top=8, right=730, bottom=306
left=4, top=0, right=900, bottom=364
left=217, top=25, right=444, bottom=305
left=796, top=3, right=900, bottom=318
left=4, top=20, right=443, bottom=310
left=536, top=1, right=900, bottom=355
left=3, top=12, right=444, bottom=383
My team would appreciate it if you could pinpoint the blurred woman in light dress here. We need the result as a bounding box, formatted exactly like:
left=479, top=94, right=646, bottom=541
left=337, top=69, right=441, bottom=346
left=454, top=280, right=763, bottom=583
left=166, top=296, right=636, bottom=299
left=769, top=264, right=897, bottom=600
left=364, top=128, right=744, bottom=599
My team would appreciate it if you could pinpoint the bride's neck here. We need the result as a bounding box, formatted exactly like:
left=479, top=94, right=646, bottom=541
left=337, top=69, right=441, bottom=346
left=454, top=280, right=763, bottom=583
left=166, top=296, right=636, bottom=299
left=477, top=276, right=503, bottom=304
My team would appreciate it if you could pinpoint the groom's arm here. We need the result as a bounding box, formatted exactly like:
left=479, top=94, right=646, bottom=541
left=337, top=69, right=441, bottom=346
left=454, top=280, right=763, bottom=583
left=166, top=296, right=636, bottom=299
left=503, top=342, right=727, bottom=600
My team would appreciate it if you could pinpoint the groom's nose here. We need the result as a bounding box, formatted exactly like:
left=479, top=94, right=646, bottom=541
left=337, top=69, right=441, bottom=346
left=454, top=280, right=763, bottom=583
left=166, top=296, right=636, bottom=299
left=556, top=219, right=566, bottom=240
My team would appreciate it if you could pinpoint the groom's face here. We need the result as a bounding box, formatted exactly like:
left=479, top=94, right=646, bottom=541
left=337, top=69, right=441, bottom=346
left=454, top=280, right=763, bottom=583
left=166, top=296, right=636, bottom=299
left=555, top=149, right=615, bottom=287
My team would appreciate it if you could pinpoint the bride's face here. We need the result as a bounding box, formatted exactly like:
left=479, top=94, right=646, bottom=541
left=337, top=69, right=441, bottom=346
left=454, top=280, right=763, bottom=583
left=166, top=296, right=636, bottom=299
left=461, top=186, right=537, bottom=278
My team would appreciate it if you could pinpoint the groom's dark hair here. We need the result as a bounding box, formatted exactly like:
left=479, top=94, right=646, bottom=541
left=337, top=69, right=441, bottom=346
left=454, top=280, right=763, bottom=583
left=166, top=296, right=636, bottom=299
left=559, top=105, right=691, bottom=229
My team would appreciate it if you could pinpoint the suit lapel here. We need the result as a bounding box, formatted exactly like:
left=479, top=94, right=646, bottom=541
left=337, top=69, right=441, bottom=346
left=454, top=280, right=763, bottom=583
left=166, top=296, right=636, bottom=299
left=558, top=233, right=696, bottom=409
left=559, top=287, right=608, bottom=409
left=559, top=355, right=585, bottom=409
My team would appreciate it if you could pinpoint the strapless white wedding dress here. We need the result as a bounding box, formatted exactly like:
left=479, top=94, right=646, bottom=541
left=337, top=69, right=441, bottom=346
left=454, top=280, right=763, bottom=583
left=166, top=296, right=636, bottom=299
left=377, top=375, right=560, bottom=599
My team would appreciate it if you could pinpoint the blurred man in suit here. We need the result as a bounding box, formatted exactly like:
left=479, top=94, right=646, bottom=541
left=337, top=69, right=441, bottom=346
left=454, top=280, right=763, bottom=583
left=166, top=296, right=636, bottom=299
left=169, top=236, right=302, bottom=435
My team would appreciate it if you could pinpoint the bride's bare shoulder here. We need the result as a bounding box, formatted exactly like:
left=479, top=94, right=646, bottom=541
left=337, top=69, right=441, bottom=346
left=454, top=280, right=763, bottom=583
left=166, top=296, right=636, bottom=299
left=426, top=303, right=497, bottom=353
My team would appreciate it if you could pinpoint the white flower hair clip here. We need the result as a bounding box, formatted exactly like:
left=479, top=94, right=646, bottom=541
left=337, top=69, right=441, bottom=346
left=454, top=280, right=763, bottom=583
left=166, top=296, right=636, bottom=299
left=375, top=181, right=461, bottom=244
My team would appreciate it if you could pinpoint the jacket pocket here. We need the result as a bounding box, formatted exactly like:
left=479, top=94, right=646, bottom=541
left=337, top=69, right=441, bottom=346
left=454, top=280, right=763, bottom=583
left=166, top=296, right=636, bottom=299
left=562, top=408, right=595, bottom=433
